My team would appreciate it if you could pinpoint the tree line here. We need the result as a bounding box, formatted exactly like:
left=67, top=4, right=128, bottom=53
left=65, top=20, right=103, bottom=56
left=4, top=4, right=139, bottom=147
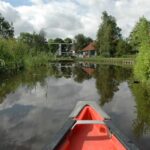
left=96, top=11, right=150, bottom=83
left=0, top=11, right=150, bottom=82
left=96, top=11, right=140, bottom=57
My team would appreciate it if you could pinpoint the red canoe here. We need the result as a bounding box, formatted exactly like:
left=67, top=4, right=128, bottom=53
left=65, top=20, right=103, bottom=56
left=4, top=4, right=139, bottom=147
left=48, top=101, right=138, bottom=150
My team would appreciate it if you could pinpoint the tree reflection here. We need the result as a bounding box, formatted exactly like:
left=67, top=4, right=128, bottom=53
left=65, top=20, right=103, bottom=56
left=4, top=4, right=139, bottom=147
left=1, top=62, right=150, bottom=142
left=73, top=66, right=91, bottom=83
left=95, top=65, right=132, bottom=105
left=130, top=83, right=150, bottom=138
left=0, top=66, right=56, bottom=103
left=73, top=63, right=96, bottom=83
left=55, top=63, right=73, bottom=78
left=95, top=65, right=118, bottom=105
left=0, top=62, right=133, bottom=108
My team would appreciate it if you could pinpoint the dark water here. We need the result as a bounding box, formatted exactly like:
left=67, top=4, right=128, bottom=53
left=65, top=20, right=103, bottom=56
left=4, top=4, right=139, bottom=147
left=0, top=62, right=150, bottom=150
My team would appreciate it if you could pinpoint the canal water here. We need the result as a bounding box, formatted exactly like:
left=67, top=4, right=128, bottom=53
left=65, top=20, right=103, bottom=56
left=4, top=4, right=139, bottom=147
left=0, top=62, right=149, bottom=150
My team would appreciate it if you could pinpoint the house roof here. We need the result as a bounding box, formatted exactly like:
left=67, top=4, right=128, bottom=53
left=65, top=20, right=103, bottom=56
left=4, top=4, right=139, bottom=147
left=82, top=42, right=96, bottom=51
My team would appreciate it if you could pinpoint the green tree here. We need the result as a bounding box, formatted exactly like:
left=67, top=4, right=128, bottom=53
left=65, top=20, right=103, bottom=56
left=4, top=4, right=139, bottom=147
left=64, top=37, right=72, bottom=53
left=132, top=17, right=150, bottom=83
left=48, top=38, right=65, bottom=54
left=64, top=38, right=72, bottom=43
left=33, top=30, right=49, bottom=52
left=134, top=43, right=150, bottom=83
left=0, top=13, right=14, bottom=38
left=19, top=31, right=49, bottom=53
left=129, top=17, right=150, bottom=53
left=19, top=32, right=34, bottom=48
left=74, top=34, right=93, bottom=52
left=0, top=39, right=28, bottom=70
left=116, top=39, right=132, bottom=56
left=96, top=11, right=121, bottom=57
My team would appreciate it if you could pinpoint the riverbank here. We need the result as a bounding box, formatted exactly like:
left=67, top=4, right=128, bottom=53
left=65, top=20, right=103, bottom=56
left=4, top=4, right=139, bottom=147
left=0, top=56, right=136, bottom=73
left=76, top=56, right=135, bottom=66
left=50, top=57, right=75, bottom=62
left=0, top=53, right=55, bottom=73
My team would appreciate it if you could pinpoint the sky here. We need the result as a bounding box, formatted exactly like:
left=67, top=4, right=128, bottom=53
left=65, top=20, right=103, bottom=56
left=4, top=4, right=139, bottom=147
left=0, top=0, right=150, bottom=39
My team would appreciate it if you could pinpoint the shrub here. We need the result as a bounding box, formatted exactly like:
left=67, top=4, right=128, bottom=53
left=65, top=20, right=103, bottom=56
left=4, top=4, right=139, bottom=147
left=134, top=43, right=150, bottom=83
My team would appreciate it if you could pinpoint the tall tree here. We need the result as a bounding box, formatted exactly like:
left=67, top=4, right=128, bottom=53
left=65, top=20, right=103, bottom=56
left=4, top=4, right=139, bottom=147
left=131, top=17, right=150, bottom=82
left=96, top=11, right=121, bottom=57
left=19, top=31, right=49, bottom=53
left=0, top=13, right=14, bottom=38
left=129, top=17, right=150, bottom=53
left=34, top=29, right=49, bottom=52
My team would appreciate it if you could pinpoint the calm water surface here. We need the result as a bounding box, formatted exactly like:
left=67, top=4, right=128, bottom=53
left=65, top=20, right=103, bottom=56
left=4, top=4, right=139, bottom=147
left=0, top=63, right=150, bottom=150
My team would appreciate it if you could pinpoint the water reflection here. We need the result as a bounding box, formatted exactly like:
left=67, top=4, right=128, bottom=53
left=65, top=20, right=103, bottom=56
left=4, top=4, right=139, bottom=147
left=0, top=62, right=149, bottom=149
left=95, top=65, right=132, bottom=105
left=131, top=83, right=150, bottom=138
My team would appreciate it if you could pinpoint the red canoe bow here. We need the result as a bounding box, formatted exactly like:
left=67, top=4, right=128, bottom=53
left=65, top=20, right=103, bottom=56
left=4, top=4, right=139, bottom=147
left=48, top=101, right=139, bottom=150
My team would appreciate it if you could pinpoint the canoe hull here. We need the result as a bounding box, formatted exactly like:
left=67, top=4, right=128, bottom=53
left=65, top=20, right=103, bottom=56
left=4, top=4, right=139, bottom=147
left=47, top=101, right=139, bottom=150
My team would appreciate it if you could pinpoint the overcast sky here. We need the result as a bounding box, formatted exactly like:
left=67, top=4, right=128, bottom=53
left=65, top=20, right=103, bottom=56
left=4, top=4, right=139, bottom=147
left=0, top=0, right=150, bottom=39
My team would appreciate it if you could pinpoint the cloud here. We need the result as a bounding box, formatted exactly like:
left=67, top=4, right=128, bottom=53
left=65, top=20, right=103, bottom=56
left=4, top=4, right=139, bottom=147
left=17, top=0, right=83, bottom=38
left=0, top=1, right=33, bottom=35
left=0, top=76, right=99, bottom=149
left=30, top=0, right=44, bottom=5
left=0, top=77, right=98, bottom=110
left=1, top=0, right=150, bottom=38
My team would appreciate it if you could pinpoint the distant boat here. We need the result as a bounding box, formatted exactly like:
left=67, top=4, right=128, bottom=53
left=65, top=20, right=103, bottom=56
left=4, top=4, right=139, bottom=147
left=48, top=101, right=139, bottom=150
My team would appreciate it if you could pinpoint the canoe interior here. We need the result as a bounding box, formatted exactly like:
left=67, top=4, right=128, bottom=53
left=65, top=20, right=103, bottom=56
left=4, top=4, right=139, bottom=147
left=57, top=106, right=126, bottom=150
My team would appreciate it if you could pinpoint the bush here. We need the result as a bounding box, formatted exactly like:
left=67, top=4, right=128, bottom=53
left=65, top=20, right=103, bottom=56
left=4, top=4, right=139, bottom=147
left=0, top=39, right=29, bottom=70
left=134, top=43, right=150, bottom=83
left=0, top=38, right=53, bottom=72
left=24, top=52, right=50, bottom=69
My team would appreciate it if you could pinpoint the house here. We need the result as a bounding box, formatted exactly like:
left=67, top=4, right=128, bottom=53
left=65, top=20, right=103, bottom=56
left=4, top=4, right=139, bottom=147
left=81, top=42, right=97, bottom=57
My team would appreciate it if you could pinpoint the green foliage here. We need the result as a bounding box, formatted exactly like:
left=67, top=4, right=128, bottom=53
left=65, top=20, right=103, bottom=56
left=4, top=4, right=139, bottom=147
left=129, top=17, right=150, bottom=53
left=74, top=34, right=93, bottom=52
left=96, top=11, right=121, bottom=57
left=48, top=37, right=73, bottom=56
left=34, top=30, right=49, bottom=52
left=131, top=17, right=150, bottom=83
left=64, top=38, right=72, bottom=43
left=131, top=83, right=150, bottom=137
left=0, top=13, right=14, bottom=38
left=48, top=38, right=64, bottom=54
left=0, top=39, right=28, bottom=70
left=116, top=39, right=132, bottom=56
left=0, top=36, right=52, bottom=72
left=24, top=52, right=50, bottom=69
left=134, top=43, right=150, bottom=83
left=64, top=37, right=72, bottom=52
left=19, top=31, right=49, bottom=53
left=19, top=32, right=35, bottom=48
